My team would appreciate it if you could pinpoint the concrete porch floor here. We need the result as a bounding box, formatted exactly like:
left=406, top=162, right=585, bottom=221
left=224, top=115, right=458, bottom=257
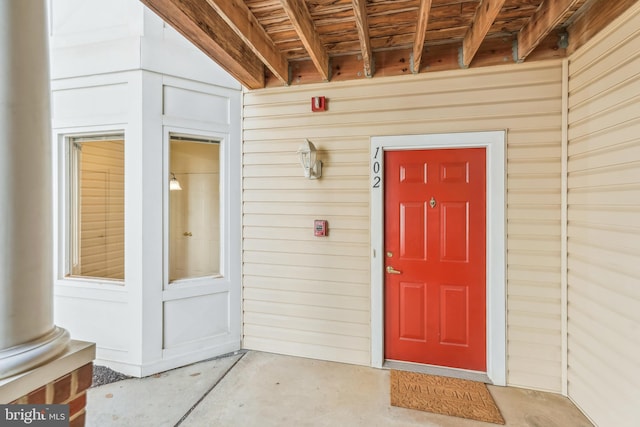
left=86, top=351, right=593, bottom=427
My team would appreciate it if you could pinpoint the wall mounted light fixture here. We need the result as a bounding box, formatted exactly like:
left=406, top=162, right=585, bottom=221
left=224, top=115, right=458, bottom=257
left=297, top=139, right=322, bottom=179
left=169, top=172, right=182, bottom=191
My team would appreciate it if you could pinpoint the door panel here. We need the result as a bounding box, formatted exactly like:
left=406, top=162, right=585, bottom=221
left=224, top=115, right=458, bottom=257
left=441, top=202, right=469, bottom=262
left=440, top=285, right=469, bottom=345
left=384, top=148, right=486, bottom=371
left=400, top=202, right=428, bottom=260
left=399, top=281, right=428, bottom=341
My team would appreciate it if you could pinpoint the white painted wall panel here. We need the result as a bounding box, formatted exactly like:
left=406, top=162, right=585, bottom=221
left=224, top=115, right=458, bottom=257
left=140, top=9, right=240, bottom=90
left=163, top=293, right=230, bottom=348
left=48, top=0, right=143, bottom=80
left=243, top=61, right=565, bottom=390
left=567, top=3, right=640, bottom=426
left=52, top=84, right=129, bottom=127
left=55, top=296, right=129, bottom=353
left=50, top=0, right=142, bottom=42
left=163, top=86, right=230, bottom=126
left=49, top=0, right=239, bottom=88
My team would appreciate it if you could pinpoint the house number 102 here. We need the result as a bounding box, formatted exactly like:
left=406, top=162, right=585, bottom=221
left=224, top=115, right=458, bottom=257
left=372, top=147, right=381, bottom=188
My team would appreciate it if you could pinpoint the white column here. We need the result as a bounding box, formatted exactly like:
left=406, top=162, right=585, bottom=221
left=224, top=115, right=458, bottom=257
left=0, top=0, right=69, bottom=379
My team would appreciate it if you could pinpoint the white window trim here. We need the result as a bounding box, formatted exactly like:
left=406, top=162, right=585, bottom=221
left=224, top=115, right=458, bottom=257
left=54, top=128, right=127, bottom=287
left=370, top=130, right=506, bottom=386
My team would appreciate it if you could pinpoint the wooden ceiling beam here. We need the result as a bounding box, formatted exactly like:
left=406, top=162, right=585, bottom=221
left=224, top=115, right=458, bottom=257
left=411, top=0, right=433, bottom=74
left=517, top=0, right=582, bottom=62
left=567, top=0, right=639, bottom=55
left=141, top=0, right=265, bottom=89
left=279, top=0, right=331, bottom=81
left=205, top=0, right=289, bottom=85
left=461, top=0, right=507, bottom=68
left=352, top=0, right=374, bottom=78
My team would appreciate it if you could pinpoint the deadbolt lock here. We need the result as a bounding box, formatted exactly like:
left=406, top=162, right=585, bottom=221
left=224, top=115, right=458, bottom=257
left=429, top=197, right=437, bottom=209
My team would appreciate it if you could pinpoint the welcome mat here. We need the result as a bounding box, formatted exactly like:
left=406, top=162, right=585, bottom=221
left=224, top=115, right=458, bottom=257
left=390, top=370, right=505, bottom=424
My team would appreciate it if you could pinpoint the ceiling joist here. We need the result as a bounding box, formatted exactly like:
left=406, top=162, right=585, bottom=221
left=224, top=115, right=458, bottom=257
left=567, top=0, right=639, bottom=55
left=352, top=0, right=373, bottom=78
left=280, top=0, right=330, bottom=81
left=517, top=0, right=582, bottom=62
left=141, top=0, right=265, bottom=89
left=411, top=0, right=433, bottom=74
left=461, top=0, right=507, bottom=68
left=139, top=0, right=633, bottom=89
left=205, top=0, right=289, bottom=85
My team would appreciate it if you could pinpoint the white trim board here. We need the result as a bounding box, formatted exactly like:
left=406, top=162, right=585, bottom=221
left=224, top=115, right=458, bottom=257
left=369, top=130, right=506, bottom=386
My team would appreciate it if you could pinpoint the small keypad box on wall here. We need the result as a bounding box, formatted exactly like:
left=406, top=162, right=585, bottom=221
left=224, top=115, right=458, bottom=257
left=314, top=220, right=328, bottom=237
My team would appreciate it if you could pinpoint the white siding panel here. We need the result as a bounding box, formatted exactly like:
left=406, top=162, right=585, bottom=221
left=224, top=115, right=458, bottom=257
left=243, top=226, right=368, bottom=244
left=244, top=264, right=369, bottom=286
left=244, top=275, right=369, bottom=298
left=244, top=324, right=369, bottom=352
left=243, top=300, right=369, bottom=324
left=243, top=190, right=369, bottom=204
left=242, top=336, right=369, bottom=365
left=243, top=251, right=369, bottom=271
left=244, top=312, right=369, bottom=338
left=567, top=3, right=640, bottom=426
left=243, top=61, right=564, bottom=390
left=244, top=239, right=368, bottom=256
left=243, top=288, right=369, bottom=311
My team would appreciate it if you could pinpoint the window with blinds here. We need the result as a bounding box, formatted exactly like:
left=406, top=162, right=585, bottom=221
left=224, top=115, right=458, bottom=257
left=68, top=134, right=125, bottom=280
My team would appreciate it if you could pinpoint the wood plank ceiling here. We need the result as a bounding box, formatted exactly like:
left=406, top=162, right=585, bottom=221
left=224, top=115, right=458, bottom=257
left=140, top=0, right=639, bottom=89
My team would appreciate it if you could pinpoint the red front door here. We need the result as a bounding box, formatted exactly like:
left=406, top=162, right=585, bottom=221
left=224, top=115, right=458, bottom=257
left=384, top=148, right=486, bottom=371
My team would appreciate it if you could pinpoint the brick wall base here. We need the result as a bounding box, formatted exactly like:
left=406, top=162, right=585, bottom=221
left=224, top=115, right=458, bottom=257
left=9, top=362, right=93, bottom=427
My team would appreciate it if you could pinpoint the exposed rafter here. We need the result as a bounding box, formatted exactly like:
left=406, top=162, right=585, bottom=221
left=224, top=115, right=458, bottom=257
left=205, top=0, right=289, bottom=85
left=567, top=0, right=639, bottom=55
left=517, top=0, right=582, bottom=61
left=352, top=0, right=373, bottom=78
left=461, top=0, right=507, bottom=68
left=411, top=0, right=433, bottom=74
left=141, top=0, right=264, bottom=89
left=138, top=0, right=629, bottom=89
left=280, top=0, right=330, bottom=81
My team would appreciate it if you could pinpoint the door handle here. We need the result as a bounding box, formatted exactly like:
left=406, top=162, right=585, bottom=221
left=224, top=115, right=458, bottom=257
left=386, top=266, right=402, bottom=275
left=183, top=232, right=192, bottom=237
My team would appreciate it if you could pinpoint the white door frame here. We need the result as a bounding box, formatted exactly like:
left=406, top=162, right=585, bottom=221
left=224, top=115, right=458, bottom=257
left=370, top=131, right=506, bottom=386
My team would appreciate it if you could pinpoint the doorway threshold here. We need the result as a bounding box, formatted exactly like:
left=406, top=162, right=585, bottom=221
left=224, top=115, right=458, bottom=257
left=383, top=360, right=492, bottom=384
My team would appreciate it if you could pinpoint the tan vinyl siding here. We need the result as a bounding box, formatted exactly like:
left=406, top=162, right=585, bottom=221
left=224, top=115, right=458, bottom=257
left=567, top=3, right=640, bottom=426
left=243, top=61, right=564, bottom=390
left=242, top=132, right=371, bottom=365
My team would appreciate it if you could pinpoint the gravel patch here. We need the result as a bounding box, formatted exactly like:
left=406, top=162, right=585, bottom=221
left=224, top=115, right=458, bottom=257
left=92, top=365, right=133, bottom=388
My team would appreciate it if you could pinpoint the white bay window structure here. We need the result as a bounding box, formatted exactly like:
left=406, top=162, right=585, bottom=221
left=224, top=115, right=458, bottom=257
left=50, top=0, right=241, bottom=377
